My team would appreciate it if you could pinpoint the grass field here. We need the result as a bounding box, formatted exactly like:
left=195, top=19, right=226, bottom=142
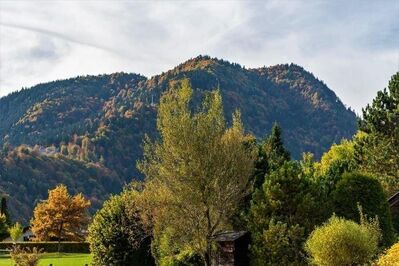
left=0, top=253, right=92, bottom=266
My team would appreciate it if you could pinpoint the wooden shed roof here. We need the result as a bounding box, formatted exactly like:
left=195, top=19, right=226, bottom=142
left=388, top=191, right=399, bottom=207
left=213, top=231, right=248, bottom=242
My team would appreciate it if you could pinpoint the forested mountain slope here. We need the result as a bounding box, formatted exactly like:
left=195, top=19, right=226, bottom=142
left=0, top=56, right=357, bottom=221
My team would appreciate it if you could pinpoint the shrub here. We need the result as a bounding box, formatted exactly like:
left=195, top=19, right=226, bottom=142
left=305, top=215, right=380, bottom=266
left=250, top=220, right=305, bottom=265
left=376, top=242, right=399, bottom=266
left=332, top=172, right=394, bottom=246
left=152, top=227, right=203, bottom=266
left=88, top=188, right=154, bottom=266
left=9, top=245, right=43, bottom=266
left=9, top=222, right=23, bottom=242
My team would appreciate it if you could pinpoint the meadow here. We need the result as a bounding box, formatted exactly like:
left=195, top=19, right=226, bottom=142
left=0, top=253, right=92, bottom=266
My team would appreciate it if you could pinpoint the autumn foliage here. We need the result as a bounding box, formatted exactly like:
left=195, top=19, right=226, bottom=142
left=31, top=185, right=90, bottom=242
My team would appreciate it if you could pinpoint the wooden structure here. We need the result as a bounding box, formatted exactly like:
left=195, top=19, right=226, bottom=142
left=214, top=231, right=250, bottom=266
left=388, top=191, right=399, bottom=214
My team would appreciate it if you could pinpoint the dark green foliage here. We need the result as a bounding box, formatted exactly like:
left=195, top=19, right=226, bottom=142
left=360, top=72, right=399, bottom=137
left=251, top=220, right=305, bottom=265
left=233, top=124, right=290, bottom=230
left=88, top=189, right=154, bottom=266
left=0, top=242, right=90, bottom=253
left=319, top=159, right=353, bottom=197
left=331, top=172, right=394, bottom=246
left=0, top=197, right=11, bottom=240
left=0, top=197, right=11, bottom=225
left=248, top=161, right=323, bottom=265
left=356, top=72, right=399, bottom=195
left=254, top=123, right=291, bottom=189
left=0, top=214, right=7, bottom=241
left=263, top=123, right=290, bottom=170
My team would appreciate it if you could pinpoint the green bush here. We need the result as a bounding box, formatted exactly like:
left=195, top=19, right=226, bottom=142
left=8, top=222, right=23, bottom=242
left=0, top=242, right=89, bottom=253
left=153, top=227, right=203, bottom=266
left=88, top=189, right=154, bottom=266
left=332, top=172, right=394, bottom=245
left=305, top=215, right=380, bottom=266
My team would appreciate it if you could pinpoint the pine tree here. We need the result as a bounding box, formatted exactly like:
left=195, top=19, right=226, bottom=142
left=254, top=123, right=290, bottom=189
left=248, top=161, right=321, bottom=265
left=264, top=123, right=291, bottom=169
left=357, top=72, right=399, bottom=195
left=361, top=72, right=399, bottom=138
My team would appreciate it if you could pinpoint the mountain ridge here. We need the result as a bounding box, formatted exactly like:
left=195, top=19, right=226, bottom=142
left=0, top=55, right=357, bottom=222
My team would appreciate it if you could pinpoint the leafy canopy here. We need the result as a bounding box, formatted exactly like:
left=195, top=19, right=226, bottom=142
left=31, top=184, right=90, bottom=242
left=138, top=79, right=256, bottom=265
left=88, top=186, right=153, bottom=266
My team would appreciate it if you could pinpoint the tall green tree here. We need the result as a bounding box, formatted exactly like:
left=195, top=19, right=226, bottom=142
left=357, top=72, right=399, bottom=195
left=248, top=161, right=322, bottom=265
left=138, top=79, right=257, bottom=265
left=253, top=123, right=290, bottom=190
left=233, top=123, right=291, bottom=230
left=265, top=123, right=290, bottom=165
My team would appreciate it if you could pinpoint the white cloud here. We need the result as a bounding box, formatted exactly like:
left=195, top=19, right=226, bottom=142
left=0, top=0, right=398, bottom=112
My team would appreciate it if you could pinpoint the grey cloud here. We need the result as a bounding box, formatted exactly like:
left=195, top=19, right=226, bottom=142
left=28, top=37, right=59, bottom=60
left=1, top=22, right=114, bottom=53
left=0, top=22, right=151, bottom=61
left=0, top=0, right=398, bottom=112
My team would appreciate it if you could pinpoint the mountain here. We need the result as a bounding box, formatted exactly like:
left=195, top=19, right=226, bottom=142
left=0, top=56, right=357, bottom=222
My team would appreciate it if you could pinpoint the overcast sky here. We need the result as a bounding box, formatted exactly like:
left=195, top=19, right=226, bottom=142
left=0, top=0, right=398, bottom=113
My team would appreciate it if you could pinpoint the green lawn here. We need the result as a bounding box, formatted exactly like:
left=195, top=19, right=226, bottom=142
left=0, top=253, right=92, bottom=266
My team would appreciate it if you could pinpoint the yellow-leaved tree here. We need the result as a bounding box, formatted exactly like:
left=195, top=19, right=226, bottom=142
left=138, top=79, right=257, bottom=265
left=31, top=185, right=90, bottom=250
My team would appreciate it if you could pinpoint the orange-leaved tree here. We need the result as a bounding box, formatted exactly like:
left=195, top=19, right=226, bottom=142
left=31, top=184, right=90, bottom=248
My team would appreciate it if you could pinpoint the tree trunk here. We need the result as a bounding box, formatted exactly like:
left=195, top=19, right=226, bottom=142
left=57, top=222, right=63, bottom=253
left=204, top=242, right=212, bottom=266
left=205, top=207, right=213, bottom=266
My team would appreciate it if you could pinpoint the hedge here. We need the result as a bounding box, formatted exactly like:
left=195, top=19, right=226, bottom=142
left=0, top=242, right=90, bottom=253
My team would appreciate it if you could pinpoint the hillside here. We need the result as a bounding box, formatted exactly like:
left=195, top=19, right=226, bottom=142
left=0, top=56, right=357, bottom=221
left=0, top=145, right=122, bottom=223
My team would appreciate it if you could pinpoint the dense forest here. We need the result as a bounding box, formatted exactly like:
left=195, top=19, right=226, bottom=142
left=88, top=73, right=399, bottom=265
left=0, top=56, right=357, bottom=222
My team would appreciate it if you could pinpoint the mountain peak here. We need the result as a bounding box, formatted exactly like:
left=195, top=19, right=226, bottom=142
left=0, top=57, right=357, bottom=222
